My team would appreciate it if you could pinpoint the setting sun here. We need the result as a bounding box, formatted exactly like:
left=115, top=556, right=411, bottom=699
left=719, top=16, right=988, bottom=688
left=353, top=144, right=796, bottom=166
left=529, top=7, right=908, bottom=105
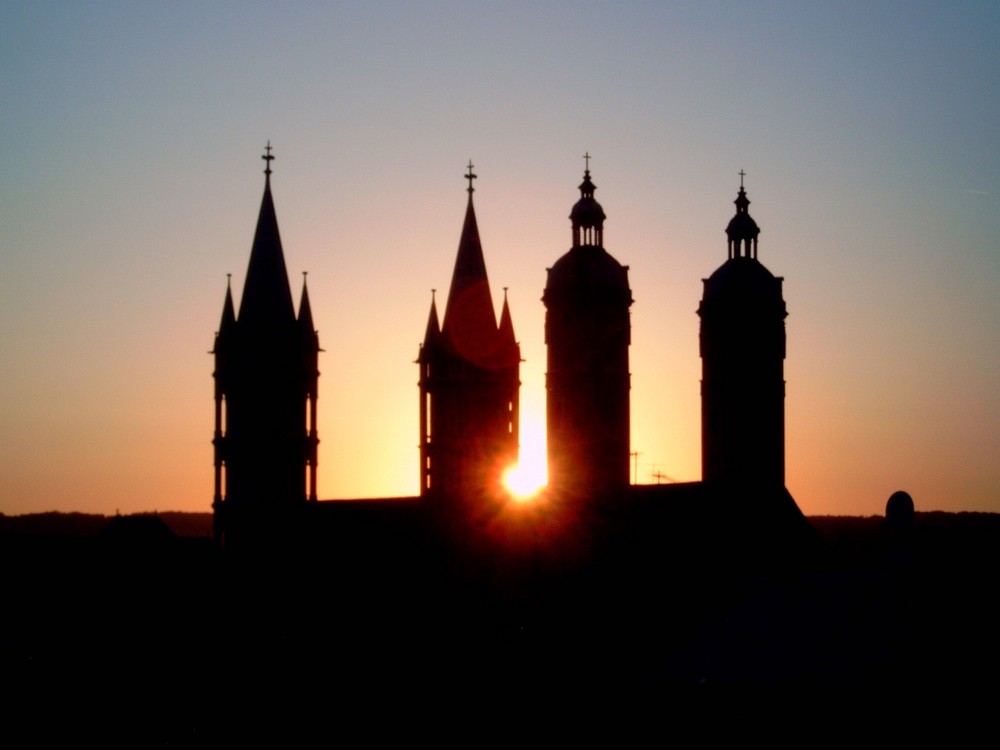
left=503, top=462, right=546, bottom=501
left=503, top=417, right=548, bottom=501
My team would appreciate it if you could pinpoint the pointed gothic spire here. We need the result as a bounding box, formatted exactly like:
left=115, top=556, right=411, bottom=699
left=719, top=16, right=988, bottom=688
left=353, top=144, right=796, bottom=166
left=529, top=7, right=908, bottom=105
left=298, top=272, right=315, bottom=330
left=441, top=162, right=498, bottom=363
left=219, top=274, right=236, bottom=334
left=497, top=287, right=520, bottom=364
left=423, top=289, right=441, bottom=345
left=238, top=144, right=296, bottom=328
left=498, top=287, right=516, bottom=345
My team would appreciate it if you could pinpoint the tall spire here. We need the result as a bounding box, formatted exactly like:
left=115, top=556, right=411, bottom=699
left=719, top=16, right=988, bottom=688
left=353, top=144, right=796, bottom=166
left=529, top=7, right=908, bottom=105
left=418, top=164, right=520, bottom=501
left=238, top=144, right=296, bottom=328
left=441, top=161, right=498, bottom=365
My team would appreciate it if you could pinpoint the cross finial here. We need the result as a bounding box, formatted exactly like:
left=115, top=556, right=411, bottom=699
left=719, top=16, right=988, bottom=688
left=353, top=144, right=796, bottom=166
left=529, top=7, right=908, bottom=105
left=263, top=141, right=275, bottom=176
left=738, top=168, right=746, bottom=189
left=226, top=272, right=232, bottom=290
left=465, top=160, right=477, bottom=194
left=584, top=151, right=591, bottom=173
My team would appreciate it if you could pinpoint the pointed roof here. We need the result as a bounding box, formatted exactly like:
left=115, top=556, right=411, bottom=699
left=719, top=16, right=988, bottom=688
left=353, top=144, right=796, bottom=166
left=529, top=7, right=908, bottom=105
left=219, top=274, right=236, bottom=334
left=237, top=147, right=296, bottom=329
left=498, top=287, right=516, bottom=346
left=423, top=290, right=441, bottom=345
left=297, top=273, right=315, bottom=330
left=495, top=288, right=521, bottom=365
left=441, top=165, right=499, bottom=364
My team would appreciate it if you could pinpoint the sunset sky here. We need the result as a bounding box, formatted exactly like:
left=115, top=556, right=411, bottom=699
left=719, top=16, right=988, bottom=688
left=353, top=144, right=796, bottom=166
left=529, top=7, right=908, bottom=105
left=2, top=2, right=997, bottom=517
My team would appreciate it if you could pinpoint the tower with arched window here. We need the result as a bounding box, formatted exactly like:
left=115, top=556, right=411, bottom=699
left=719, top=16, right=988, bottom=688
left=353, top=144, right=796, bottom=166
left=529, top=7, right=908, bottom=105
left=418, top=163, right=520, bottom=503
left=212, top=146, right=319, bottom=548
left=544, top=159, right=633, bottom=498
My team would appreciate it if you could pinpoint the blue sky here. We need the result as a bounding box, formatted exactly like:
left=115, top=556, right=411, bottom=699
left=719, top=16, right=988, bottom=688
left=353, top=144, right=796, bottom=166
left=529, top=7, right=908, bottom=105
left=1, top=2, right=997, bottom=515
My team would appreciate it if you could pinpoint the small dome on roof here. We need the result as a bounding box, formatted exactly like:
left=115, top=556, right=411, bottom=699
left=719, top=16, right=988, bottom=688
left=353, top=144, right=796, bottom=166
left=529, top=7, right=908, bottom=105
left=726, top=210, right=759, bottom=240
left=570, top=172, right=606, bottom=229
left=726, top=186, right=760, bottom=243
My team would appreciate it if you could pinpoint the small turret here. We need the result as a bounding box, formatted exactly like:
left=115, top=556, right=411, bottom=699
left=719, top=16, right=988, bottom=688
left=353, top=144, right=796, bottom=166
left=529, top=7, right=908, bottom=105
left=725, top=170, right=761, bottom=259
left=569, top=154, right=607, bottom=248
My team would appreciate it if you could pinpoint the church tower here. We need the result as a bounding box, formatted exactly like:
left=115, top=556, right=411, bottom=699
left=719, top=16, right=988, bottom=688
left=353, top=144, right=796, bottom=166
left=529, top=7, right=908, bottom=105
left=544, top=157, right=632, bottom=498
left=212, top=145, right=320, bottom=547
left=418, top=162, right=520, bottom=502
left=698, top=174, right=786, bottom=489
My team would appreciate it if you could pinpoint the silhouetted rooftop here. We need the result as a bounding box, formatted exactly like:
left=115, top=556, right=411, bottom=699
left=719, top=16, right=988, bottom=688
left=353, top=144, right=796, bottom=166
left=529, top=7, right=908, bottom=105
left=703, top=256, right=783, bottom=303
left=547, top=244, right=630, bottom=294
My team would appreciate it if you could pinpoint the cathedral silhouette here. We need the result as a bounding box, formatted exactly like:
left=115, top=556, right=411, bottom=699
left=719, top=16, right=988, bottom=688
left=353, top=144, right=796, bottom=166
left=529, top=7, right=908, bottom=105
left=418, top=162, right=520, bottom=504
left=212, top=147, right=811, bottom=560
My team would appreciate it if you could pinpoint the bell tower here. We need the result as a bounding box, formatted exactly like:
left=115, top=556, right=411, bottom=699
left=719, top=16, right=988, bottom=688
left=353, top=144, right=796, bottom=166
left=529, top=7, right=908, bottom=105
left=698, top=173, right=786, bottom=489
left=418, top=162, right=520, bottom=503
left=543, top=156, right=632, bottom=498
left=212, top=145, right=320, bottom=547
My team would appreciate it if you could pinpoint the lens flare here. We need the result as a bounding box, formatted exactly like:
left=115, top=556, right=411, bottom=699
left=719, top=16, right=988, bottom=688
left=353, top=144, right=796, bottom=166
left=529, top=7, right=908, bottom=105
left=503, top=462, right=546, bottom=501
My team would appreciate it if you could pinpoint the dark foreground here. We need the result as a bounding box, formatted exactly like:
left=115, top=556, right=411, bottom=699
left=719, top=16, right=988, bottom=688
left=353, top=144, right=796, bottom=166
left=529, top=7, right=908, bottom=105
left=2, top=505, right=998, bottom=738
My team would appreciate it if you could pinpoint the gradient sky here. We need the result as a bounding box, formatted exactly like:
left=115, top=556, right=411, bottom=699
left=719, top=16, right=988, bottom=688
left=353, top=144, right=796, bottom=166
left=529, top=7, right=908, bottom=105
left=2, top=2, right=997, bottom=517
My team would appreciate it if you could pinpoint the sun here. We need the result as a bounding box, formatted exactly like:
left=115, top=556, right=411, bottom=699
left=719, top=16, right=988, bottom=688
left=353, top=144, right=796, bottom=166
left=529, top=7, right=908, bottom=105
left=503, top=462, right=546, bottom=502
left=503, top=417, right=548, bottom=502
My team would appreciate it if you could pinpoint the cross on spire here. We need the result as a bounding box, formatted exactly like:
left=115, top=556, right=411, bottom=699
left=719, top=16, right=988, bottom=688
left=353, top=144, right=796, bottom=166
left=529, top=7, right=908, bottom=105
left=263, top=141, right=274, bottom=176
left=465, top=160, right=477, bottom=194
left=738, top=168, right=746, bottom=188
left=584, top=151, right=591, bottom=173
